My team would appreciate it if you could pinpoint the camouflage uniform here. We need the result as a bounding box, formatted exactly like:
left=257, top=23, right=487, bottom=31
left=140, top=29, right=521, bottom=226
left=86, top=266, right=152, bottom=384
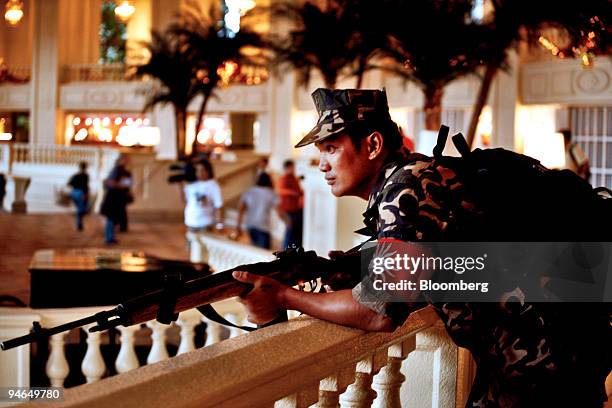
left=353, top=151, right=610, bottom=408
left=296, top=88, right=609, bottom=408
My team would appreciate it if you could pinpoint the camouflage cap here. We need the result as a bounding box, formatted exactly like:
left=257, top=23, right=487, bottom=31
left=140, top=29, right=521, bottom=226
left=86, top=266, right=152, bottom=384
left=295, top=88, right=392, bottom=148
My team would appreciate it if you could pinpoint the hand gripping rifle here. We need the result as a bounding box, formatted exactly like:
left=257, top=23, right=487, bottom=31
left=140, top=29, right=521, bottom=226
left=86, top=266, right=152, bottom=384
left=0, top=247, right=361, bottom=351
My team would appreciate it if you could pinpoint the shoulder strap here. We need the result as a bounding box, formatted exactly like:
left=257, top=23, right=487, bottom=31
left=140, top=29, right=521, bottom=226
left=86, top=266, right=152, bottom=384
left=433, top=125, right=449, bottom=159
left=451, top=132, right=471, bottom=158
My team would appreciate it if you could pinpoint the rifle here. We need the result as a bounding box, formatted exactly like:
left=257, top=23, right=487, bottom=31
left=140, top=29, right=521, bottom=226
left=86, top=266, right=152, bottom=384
left=1, top=247, right=361, bottom=351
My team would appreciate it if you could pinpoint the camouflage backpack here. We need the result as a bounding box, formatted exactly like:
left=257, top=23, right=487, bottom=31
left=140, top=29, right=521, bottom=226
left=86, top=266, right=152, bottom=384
left=431, top=125, right=612, bottom=242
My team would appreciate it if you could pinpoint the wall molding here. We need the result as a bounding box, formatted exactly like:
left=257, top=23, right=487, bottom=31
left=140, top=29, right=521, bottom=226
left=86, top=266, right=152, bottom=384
left=0, top=84, right=31, bottom=111
left=520, top=59, right=612, bottom=105
left=59, top=81, right=270, bottom=113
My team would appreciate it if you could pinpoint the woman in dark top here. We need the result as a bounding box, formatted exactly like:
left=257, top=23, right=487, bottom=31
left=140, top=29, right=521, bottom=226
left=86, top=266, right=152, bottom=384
left=68, top=162, right=89, bottom=231
left=100, top=155, right=132, bottom=244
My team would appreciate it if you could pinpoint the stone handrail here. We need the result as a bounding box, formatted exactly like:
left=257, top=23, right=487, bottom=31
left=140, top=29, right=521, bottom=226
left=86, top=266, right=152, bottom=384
left=20, top=307, right=448, bottom=408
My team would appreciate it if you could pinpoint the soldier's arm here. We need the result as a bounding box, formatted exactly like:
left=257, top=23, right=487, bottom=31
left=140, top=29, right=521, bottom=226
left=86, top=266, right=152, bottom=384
left=233, top=271, right=394, bottom=332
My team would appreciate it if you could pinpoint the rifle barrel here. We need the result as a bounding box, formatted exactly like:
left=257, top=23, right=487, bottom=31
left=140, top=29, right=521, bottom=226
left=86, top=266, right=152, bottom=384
left=0, top=309, right=120, bottom=351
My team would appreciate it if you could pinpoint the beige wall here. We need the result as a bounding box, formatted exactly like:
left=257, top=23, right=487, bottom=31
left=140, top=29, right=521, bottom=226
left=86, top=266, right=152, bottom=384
left=0, top=0, right=33, bottom=66
left=57, top=0, right=102, bottom=65
left=126, top=0, right=152, bottom=65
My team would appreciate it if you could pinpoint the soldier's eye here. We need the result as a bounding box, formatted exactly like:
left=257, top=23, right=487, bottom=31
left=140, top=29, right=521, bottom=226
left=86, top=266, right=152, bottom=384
left=327, top=145, right=336, bottom=154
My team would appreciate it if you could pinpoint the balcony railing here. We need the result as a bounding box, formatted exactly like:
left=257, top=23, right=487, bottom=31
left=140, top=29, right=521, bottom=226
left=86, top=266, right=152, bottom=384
left=0, top=64, right=30, bottom=83
left=60, top=63, right=269, bottom=85
left=0, top=237, right=275, bottom=392
left=61, top=64, right=134, bottom=83
left=29, top=307, right=456, bottom=408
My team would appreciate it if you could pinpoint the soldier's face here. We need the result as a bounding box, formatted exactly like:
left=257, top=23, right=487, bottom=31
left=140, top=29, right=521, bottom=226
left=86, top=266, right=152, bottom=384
left=316, top=134, right=376, bottom=199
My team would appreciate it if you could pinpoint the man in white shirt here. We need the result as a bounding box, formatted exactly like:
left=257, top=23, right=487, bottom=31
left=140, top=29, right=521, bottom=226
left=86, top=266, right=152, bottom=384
left=182, top=159, right=224, bottom=231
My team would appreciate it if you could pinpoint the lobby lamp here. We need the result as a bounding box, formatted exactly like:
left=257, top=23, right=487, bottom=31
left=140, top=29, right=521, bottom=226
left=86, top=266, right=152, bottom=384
left=114, top=0, right=135, bottom=23
left=4, top=0, right=24, bottom=26
left=523, top=131, right=566, bottom=169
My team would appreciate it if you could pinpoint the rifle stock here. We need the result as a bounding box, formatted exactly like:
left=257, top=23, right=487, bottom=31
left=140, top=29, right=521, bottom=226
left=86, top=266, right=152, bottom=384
left=1, top=247, right=361, bottom=351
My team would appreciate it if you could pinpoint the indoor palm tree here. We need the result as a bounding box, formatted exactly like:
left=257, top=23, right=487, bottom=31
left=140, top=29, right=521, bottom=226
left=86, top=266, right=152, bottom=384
left=132, top=30, right=204, bottom=158
left=169, top=1, right=267, bottom=151
left=381, top=0, right=489, bottom=131
left=265, top=0, right=359, bottom=89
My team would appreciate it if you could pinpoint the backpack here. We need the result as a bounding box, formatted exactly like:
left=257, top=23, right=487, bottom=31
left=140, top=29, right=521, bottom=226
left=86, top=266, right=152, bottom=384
left=431, top=125, right=612, bottom=242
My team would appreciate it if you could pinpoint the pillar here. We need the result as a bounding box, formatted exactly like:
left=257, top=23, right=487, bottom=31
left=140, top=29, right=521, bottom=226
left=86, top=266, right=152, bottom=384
left=30, top=0, right=60, bottom=145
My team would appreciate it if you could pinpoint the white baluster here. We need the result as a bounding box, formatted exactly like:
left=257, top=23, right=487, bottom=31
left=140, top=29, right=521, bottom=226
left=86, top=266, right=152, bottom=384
left=341, top=357, right=377, bottom=408
left=46, top=332, right=69, bottom=387
left=372, top=338, right=416, bottom=408
left=275, top=394, right=298, bottom=408
left=314, top=376, right=340, bottom=408
left=203, top=317, right=222, bottom=346
left=81, top=326, right=106, bottom=383
left=176, top=312, right=202, bottom=355
left=146, top=321, right=170, bottom=364
left=187, top=232, right=209, bottom=264
left=115, top=325, right=140, bottom=374
left=226, top=312, right=245, bottom=339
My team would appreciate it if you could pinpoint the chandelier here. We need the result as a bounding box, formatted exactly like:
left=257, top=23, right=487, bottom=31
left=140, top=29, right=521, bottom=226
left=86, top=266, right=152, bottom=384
left=114, top=0, right=135, bottom=23
left=4, top=0, right=24, bottom=26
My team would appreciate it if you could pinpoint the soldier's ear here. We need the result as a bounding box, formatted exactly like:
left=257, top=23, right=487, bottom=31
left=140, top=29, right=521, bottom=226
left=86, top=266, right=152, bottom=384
left=365, top=131, right=384, bottom=160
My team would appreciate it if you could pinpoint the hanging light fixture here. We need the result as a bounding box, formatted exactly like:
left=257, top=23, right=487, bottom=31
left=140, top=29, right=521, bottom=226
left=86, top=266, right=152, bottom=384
left=4, top=0, right=24, bottom=26
left=114, top=0, right=135, bottom=23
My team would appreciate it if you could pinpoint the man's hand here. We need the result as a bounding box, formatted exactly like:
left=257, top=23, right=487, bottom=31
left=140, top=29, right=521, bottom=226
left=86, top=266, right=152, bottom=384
left=232, top=271, right=288, bottom=325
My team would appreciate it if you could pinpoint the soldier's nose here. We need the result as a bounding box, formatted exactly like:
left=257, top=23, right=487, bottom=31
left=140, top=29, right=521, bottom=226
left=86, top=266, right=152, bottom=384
left=318, top=158, right=330, bottom=172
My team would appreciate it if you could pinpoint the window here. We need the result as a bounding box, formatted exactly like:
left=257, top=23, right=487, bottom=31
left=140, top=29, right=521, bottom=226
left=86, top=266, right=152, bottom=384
left=570, top=106, right=612, bottom=189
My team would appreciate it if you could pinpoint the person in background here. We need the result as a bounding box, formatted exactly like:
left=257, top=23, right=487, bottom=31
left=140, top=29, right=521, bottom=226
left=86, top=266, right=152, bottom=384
left=100, top=155, right=133, bottom=244
left=560, top=129, right=591, bottom=181
left=256, top=157, right=269, bottom=178
left=0, top=173, right=5, bottom=211
left=182, top=159, right=224, bottom=233
left=278, top=159, right=303, bottom=249
left=236, top=173, right=288, bottom=249
left=67, top=161, right=89, bottom=231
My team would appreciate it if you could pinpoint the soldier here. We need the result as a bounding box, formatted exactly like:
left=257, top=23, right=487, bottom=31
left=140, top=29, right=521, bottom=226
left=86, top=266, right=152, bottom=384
left=233, top=88, right=609, bottom=407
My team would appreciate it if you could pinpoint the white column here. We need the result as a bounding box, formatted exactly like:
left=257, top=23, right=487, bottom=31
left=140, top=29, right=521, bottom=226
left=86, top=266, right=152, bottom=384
left=187, top=231, right=209, bottom=264
left=115, top=325, right=140, bottom=374
left=340, top=357, right=378, bottom=408
left=46, top=333, right=69, bottom=387
left=265, top=72, right=296, bottom=172
left=492, top=51, right=519, bottom=151
left=146, top=321, right=170, bottom=364
left=226, top=312, right=245, bottom=339
left=30, top=0, right=60, bottom=145
left=203, top=317, right=222, bottom=347
left=80, top=326, right=106, bottom=383
left=153, top=104, right=178, bottom=160
left=372, top=338, right=416, bottom=408
left=176, top=312, right=202, bottom=355
left=314, top=376, right=340, bottom=408
left=399, top=326, right=458, bottom=408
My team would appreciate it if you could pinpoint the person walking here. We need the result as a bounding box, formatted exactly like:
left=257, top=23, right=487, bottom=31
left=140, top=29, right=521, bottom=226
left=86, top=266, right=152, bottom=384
left=67, top=161, right=89, bottom=231
left=100, top=155, right=133, bottom=244
left=278, top=160, right=303, bottom=249
left=236, top=173, right=287, bottom=249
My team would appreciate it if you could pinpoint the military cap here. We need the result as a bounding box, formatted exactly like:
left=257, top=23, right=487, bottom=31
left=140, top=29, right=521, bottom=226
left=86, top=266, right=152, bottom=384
left=295, top=88, right=392, bottom=148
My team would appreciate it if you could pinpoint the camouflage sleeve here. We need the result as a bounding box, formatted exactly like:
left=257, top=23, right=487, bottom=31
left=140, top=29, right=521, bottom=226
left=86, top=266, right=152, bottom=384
left=351, top=281, right=419, bottom=327
left=376, top=177, right=421, bottom=241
